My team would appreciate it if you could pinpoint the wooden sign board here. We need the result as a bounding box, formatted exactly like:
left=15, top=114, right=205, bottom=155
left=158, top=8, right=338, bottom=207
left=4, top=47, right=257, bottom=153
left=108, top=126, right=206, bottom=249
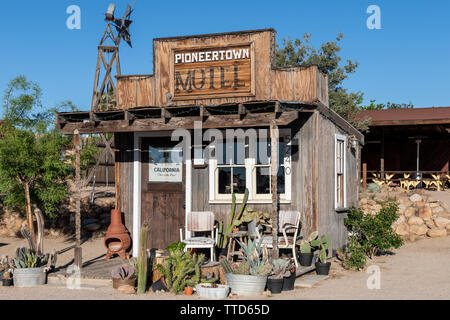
left=172, top=43, right=255, bottom=100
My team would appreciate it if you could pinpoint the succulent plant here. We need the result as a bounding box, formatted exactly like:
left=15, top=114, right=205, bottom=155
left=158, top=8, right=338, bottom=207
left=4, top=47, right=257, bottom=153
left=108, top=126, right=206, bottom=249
left=235, top=238, right=271, bottom=276
left=13, top=247, right=49, bottom=269
left=269, top=259, right=291, bottom=279
left=311, top=235, right=331, bottom=263
left=111, top=265, right=135, bottom=280
left=297, top=231, right=319, bottom=253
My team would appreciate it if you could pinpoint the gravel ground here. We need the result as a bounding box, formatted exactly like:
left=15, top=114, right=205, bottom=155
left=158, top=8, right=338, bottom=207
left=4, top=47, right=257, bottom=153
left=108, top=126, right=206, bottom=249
left=0, top=235, right=449, bottom=300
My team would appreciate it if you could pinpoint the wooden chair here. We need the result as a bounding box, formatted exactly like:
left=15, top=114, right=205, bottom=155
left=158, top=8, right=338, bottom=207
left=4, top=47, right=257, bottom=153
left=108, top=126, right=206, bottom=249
left=256, top=210, right=301, bottom=268
left=180, top=211, right=217, bottom=261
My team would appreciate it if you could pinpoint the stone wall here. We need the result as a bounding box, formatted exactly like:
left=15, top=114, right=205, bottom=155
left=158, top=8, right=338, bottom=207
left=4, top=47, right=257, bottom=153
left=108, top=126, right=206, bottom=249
left=359, top=185, right=450, bottom=242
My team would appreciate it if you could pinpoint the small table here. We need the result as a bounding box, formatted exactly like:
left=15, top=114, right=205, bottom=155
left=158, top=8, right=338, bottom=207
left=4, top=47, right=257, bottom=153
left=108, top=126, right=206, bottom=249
left=226, top=231, right=248, bottom=262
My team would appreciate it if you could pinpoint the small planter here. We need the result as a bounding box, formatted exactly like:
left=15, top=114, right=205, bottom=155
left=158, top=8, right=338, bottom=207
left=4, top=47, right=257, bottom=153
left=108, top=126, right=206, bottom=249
left=2, top=278, right=13, bottom=287
left=151, top=276, right=168, bottom=292
left=266, top=278, right=283, bottom=294
left=195, top=283, right=230, bottom=299
left=282, top=270, right=296, bottom=291
left=13, top=268, right=47, bottom=287
left=232, top=228, right=239, bottom=232
left=112, top=277, right=136, bottom=289
left=298, top=252, right=314, bottom=267
left=225, top=273, right=267, bottom=296
left=184, top=286, right=194, bottom=295
left=315, top=262, right=331, bottom=275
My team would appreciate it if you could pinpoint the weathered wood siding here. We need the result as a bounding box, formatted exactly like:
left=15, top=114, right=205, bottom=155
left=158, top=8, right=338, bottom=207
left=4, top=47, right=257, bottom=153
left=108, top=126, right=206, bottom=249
left=116, top=30, right=328, bottom=108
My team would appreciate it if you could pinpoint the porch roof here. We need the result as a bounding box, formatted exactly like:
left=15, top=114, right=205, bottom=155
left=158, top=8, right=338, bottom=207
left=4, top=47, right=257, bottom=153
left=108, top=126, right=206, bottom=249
left=55, top=100, right=364, bottom=144
left=357, top=107, right=450, bottom=126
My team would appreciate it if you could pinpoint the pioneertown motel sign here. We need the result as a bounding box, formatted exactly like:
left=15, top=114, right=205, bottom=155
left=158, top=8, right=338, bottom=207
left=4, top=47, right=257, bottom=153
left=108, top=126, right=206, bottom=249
left=173, top=44, right=254, bottom=98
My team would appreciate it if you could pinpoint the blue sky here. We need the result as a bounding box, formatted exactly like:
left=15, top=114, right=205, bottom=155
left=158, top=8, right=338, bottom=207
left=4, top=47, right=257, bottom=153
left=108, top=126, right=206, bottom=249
left=0, top=0, right=449, bottom=112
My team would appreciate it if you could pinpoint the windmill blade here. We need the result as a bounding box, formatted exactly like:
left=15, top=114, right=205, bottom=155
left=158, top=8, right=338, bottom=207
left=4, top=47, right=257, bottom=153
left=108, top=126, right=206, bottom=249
left=123, top=4, right=133, bottom=20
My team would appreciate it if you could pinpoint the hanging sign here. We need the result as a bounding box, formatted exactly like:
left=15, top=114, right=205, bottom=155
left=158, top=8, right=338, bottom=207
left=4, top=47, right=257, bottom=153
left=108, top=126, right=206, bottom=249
left=172, top=44, right=254, bottom=99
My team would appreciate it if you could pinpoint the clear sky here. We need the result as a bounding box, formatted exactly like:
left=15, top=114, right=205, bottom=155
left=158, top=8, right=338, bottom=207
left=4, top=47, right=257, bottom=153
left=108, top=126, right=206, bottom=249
left=0, top=0, right=449, bottom=112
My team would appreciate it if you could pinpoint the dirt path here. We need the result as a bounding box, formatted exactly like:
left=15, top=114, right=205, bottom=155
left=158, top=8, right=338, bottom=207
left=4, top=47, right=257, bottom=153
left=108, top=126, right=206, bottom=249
left=0, top=236, right=449, bottom=300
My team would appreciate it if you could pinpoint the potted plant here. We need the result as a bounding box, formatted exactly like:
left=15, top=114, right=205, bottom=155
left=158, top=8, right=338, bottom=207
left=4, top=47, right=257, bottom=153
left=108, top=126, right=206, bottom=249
left=195, top=281, right=230, bottom=299
left=237, top=208, right=271, bottom=238
left=221, top=238, right=272, bottom=296
left=156, top=241, right=215, bottom=295
left=12, top=247, right=50, bottom=287
left=297, top=231, right=319, bottom=267
left=312, top=235, right=331, bottom=275
left=216, top=189, right=249, bottom=257
left=2, top=271, right=13, bottom=287
left=282, top=259, right=296, bottom=291
left=184, top=286, right=194, bottom=295
left=111, top=263, right=137, bottom=289
left=267, top=259, right=291, bottom=294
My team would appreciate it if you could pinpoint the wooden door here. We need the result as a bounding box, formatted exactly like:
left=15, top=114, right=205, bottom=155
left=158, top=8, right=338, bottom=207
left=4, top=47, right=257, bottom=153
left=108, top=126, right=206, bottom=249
left=141, top=137, right=185, bottom=250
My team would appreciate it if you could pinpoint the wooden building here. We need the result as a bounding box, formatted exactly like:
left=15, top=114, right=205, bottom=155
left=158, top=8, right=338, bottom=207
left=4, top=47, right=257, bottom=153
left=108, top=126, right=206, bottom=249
left=357, top=107, right=450, bottom=183
left=56, top=29, right=364, bottom=257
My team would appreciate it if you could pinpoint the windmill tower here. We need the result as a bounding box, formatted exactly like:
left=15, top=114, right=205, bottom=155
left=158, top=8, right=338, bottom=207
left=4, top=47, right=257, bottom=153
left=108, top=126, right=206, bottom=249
left=91, top=2, right=134, bottom=111
left=84, top=2, right=134, bottom=189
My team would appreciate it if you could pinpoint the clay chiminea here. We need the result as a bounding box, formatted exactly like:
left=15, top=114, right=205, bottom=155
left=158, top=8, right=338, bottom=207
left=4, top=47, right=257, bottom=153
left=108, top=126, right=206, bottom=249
left=104, top=209, right=131, bottom=259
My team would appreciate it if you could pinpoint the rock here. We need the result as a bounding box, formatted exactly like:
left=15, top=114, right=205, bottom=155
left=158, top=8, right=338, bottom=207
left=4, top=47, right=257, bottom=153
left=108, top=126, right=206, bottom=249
left=397, top=203, right=407, bottom=214
left=431, top=206, right=444, bottom=214
left=418, top=207, right=432, bottom=219
left=83, top=223, right=101, bottom=232
left=359, top=199, right=368, bottom=206
left=408, top=234, right=417, bottom=242
left=427, top=228, right=447, bottom=238
left=374, top=204, right=382, bottom=211
left=408, top=216, right=424, bottom=225
left=395, top=223, right=409, bottom=236
left=409, top=224, right=428, bottom=236
left=394, top=215, right=406, bottom=227
left=409, top=194, right=423, bottom=202
left=429, top=202, right=440, bottom=208
left=424, top=219, right=435, bottom=229
left=446, top=224, right=450, bottom=231
left=434, top=217, right=450, bottom=229
left=404, top=207, right=416, bottom=218
left=117, top=285, right=136, bottom=294
left=415, top=201, right=426, bottom=208
left=367, top=200, right=376, bottom=206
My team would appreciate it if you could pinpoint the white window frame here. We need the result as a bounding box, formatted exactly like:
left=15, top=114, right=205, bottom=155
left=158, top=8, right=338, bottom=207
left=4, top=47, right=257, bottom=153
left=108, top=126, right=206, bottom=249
left=209, top=129, right=291, bottom=204
left=335, top=133, right=347, bottom=209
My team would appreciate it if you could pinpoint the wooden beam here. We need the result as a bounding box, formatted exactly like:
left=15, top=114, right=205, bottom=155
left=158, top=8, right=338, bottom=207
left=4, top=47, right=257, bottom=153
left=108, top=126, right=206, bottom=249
left=270, top=120, right=279, bottom=260
left=199, top=105, right=210, bottom=120
left=58, top=111, right=299, bottom=134
left=73, top=130, right=82, bottom=269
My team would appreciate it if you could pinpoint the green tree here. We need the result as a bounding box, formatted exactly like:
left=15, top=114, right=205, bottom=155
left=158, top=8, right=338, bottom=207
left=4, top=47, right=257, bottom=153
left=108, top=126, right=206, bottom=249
left=360, top=100, right=414, bottom=110
left=0, top=76, right=97, bottom=238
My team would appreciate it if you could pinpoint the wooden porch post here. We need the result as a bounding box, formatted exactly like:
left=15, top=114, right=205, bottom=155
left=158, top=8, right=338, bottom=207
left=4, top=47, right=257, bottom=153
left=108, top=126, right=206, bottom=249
left=380, top=128, right=385, bottom=179
left=270, top=120, right=279, bottom=260
left=362, top=163, right=367, bottom=190
left=73, top=130, right=82, bottom=268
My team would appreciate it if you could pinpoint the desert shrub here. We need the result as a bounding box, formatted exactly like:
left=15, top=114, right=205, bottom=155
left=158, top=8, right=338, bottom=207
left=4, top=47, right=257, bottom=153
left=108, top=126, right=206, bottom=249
left=342, top=201, right=403, bottom=270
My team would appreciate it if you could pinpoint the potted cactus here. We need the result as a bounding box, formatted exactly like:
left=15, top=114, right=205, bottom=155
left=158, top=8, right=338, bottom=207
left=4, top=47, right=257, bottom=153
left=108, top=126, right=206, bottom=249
left=111, top=263, right=137, bottom=289
left=156, top=241, right=215, bottom=295
left=282, top=258, right=296, bottom=291
left=2, top=271, right=13, bottom=287
left=221, top=238, right=272, bottom=296
left=297, top=231, right=318, bottom=267
left=312, top=235, right=331, bottom=275
left=267, top=259, right=291, bottom=294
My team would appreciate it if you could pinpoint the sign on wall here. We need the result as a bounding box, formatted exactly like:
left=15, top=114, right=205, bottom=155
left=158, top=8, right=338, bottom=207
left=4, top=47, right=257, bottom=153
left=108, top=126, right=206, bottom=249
left=149, top=163, right=183, bottom=183
left=172, top=44, right=254, bottom=99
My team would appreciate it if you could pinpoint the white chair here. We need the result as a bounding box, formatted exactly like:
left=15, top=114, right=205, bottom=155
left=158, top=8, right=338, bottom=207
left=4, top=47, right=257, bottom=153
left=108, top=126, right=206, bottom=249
left=179, top=211, right=217, bottom=262
left=257, top=210, right=301, bottom=268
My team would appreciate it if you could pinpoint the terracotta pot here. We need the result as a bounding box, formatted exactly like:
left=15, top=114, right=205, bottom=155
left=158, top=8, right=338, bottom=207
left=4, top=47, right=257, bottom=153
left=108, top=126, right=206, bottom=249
left=184, top=286, right=194, bottom=295
left=232, top=228, right=239, bottom=232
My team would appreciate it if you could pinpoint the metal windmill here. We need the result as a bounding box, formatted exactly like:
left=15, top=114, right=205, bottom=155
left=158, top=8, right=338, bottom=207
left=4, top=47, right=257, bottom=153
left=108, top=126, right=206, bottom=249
left=84, top=2, right=135, bottom=190
left=91, top=2, right=134, bottom=111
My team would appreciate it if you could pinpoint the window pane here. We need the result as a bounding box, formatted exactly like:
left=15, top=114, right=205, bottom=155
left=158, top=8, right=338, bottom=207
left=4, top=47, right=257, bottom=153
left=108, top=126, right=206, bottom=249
left=256, top=167, right=270, bottom=194
left=233, top=166, right=246, bottom=194
left=277, top=166, right=285, bottom=194
left=257, top=139, right=270, bottom=165
left=234, top=139, right=245, bottom=165
left=218, top=167, right=232, bottom=194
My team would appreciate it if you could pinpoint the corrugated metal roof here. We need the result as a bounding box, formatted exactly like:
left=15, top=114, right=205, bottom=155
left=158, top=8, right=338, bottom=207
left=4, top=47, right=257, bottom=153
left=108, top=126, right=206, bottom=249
left=356, top=107, right=450, bottom=125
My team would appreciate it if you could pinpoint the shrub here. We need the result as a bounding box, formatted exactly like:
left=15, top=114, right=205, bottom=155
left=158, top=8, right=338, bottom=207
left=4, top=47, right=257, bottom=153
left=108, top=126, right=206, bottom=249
left=342, top=201, right=403, bottom=270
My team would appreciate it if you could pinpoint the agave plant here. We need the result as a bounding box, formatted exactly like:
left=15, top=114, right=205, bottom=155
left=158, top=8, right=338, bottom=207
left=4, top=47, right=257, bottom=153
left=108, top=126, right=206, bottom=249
left=235, top=238, right=271, bottom=276
left=111, top=265, right=136, bottom=280
left=13, top=247, right=49, bottom=269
